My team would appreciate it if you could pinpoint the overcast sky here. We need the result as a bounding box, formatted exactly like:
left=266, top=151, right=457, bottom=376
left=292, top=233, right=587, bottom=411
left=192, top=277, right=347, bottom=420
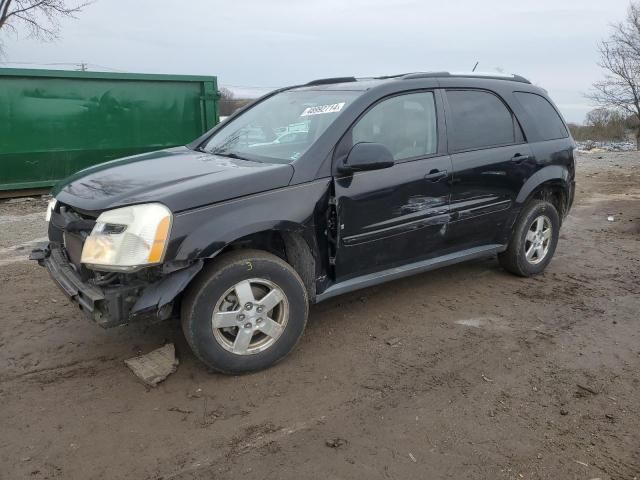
left=0, top=0, right=632, bottom=123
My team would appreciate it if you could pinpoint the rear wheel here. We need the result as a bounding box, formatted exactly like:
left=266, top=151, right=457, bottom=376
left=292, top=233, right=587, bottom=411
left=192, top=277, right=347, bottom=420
left=499, top=200, right=560, bottom=277
left=181, top=250, right=308, bottom=374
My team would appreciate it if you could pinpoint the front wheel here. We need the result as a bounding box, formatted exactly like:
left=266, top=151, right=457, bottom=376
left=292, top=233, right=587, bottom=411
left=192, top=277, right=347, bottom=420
left=498, top=200, right=560, bottom=277
left=181, top=250, right=308, bottom=374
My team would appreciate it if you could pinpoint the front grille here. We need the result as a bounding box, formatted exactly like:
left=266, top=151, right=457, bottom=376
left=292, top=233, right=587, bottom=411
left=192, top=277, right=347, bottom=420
left=63, top=231, right=85, bottom=271
left=49, top=203, right=97, bottom=279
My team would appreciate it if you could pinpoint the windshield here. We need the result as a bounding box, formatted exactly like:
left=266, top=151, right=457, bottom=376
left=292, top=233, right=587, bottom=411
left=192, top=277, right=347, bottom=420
left=202, top=90, right=361, bottom=164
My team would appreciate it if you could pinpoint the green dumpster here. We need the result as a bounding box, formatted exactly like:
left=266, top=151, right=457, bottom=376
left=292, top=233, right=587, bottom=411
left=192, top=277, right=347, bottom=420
left=0, top=68, right=219, bottom=192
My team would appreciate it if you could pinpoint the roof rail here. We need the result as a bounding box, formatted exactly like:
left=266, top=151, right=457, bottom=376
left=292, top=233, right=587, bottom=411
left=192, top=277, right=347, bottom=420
left=401, top=71, right=451, bottom=80
left=370, top=72, right=417, bottom=80
left=401, top=71, right=531, bottom=84
left=305, top=76, right=357, bottom=86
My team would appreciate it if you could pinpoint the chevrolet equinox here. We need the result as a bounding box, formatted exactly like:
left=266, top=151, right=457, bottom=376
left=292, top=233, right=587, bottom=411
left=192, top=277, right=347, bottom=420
left=32, top=72, right=576, bottom=373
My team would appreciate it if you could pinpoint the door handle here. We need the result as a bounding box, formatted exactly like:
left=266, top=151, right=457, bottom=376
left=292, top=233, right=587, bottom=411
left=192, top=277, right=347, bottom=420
left=424, top=169, right=447, bottom=182
left=510, top=154, right=530, bottom=164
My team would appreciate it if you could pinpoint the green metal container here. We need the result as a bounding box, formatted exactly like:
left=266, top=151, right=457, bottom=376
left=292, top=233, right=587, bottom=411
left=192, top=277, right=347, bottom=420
left=0, top=68, right=219, bottom=191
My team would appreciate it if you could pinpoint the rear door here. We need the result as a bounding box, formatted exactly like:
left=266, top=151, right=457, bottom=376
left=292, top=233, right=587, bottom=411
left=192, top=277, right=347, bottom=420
left=333, top=91, right=452, bottom=280
left=443, top=89, right=534, bottom=251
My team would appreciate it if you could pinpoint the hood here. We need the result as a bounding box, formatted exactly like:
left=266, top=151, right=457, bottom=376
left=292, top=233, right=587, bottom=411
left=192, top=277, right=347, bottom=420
left=53, top=147, right=295, bottom=213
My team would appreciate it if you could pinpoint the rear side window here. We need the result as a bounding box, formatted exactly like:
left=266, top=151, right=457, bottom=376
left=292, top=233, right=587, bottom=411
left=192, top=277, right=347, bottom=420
left=352, top=92, right=437, bottom=161
left=446, top=90, right=516, bottom=152
left=514, top=92, right=568, bottom=141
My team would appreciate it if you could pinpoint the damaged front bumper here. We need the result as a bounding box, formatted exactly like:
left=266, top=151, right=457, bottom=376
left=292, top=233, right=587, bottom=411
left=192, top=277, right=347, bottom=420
left=30, top=243, right=202, bottom=328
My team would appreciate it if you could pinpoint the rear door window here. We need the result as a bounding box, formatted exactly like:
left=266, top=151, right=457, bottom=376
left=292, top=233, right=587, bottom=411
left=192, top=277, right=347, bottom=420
left=514, top=92, right=568, bottom=141
left=352, top=92, right=437, bottom=161
left=446, top=90, right=517, bottom=152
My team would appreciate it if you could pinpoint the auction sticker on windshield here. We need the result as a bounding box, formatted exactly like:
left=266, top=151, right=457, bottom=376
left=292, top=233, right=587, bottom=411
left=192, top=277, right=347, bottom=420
left=300, top=102, right=345, bottom=116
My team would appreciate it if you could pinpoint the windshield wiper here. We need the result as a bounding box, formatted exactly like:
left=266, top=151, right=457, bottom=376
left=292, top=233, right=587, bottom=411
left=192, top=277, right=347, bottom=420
left=212, top=151, right=262, bottom=163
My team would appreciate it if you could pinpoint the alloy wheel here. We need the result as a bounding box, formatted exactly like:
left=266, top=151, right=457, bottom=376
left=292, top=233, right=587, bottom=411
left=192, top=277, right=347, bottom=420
left=524, top=215, right=552, bottom=264
left=211, top=278, right=289, bottom=355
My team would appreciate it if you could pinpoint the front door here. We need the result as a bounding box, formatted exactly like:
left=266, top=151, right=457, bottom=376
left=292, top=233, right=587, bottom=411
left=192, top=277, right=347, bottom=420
left=333, top=91, right=452, bottom=281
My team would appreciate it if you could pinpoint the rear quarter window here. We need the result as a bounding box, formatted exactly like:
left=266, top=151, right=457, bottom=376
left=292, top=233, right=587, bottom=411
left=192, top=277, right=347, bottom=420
left=513, top=92, right=568, bottom=141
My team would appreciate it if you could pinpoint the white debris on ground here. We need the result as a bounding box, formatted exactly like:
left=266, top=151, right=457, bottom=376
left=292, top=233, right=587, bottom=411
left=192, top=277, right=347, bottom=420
left=576, top=140, right=637, bottom=152
left=124, top=344, right=179, bottom=387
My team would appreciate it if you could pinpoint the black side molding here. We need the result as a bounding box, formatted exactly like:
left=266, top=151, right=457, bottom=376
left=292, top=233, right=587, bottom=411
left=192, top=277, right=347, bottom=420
left=315, top=244, right=506, bottom=302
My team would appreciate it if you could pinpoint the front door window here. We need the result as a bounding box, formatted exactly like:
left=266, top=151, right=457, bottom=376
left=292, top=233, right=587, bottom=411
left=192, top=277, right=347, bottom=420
left=352, top=92, right=438, bottom=161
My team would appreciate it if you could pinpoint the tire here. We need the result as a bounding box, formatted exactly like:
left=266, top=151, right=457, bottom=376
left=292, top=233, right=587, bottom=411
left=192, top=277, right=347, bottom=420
left=498, top=200, right=560, bottom=277
left=181, top=249, right=308, bottom=374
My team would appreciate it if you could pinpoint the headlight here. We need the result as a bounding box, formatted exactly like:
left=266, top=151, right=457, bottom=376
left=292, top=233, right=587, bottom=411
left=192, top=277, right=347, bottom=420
left=45, top=198, right=57, bottom=222
left=81, top=203, right=172, bottom=271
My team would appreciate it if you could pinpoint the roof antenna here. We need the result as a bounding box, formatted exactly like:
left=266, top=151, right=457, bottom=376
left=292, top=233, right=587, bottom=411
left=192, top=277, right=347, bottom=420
left=472, top=61, right=479, bottom=72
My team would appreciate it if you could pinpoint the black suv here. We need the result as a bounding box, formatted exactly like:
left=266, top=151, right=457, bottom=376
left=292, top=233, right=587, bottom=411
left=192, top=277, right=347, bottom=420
left=33, top=72, right=576, bottom=373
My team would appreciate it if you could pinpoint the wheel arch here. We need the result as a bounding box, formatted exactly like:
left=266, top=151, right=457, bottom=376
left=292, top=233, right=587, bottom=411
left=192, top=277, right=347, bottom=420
left=498, top=165, right=572, bottom=245
left=212, top=228, right=318, bottom=302
left=516, top=165, right=572, bottom=219
left=173, top=218, right=319, bottom=302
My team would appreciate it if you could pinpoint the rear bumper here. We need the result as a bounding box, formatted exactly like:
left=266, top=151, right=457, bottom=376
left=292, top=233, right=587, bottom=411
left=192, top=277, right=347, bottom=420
left=31, top=243, right=203, bottom=328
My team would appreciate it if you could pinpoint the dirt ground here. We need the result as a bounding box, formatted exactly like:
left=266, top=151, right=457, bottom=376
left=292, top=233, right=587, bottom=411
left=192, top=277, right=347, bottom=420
left=0, top=151, right=638, bottom=480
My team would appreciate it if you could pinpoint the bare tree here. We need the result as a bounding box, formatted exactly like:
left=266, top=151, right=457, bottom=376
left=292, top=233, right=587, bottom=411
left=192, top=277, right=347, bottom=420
left=218, top=87, right=236, bottom=116
left=586, top=107, right=621, bottom=129
left=588, top=2, right=640, bottom=149
left=0, top=0, right=90, bottom=49
left=218, top=87, right=254, bottom=116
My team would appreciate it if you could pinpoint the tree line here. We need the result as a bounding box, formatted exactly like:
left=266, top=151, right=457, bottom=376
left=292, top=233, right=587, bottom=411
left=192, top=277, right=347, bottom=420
left=568, top=108, right=633, bottom=142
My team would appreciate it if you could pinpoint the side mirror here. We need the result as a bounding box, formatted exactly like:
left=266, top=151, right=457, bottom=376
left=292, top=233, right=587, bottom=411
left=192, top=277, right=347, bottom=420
left=338, top=142, right=395, bottom=173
